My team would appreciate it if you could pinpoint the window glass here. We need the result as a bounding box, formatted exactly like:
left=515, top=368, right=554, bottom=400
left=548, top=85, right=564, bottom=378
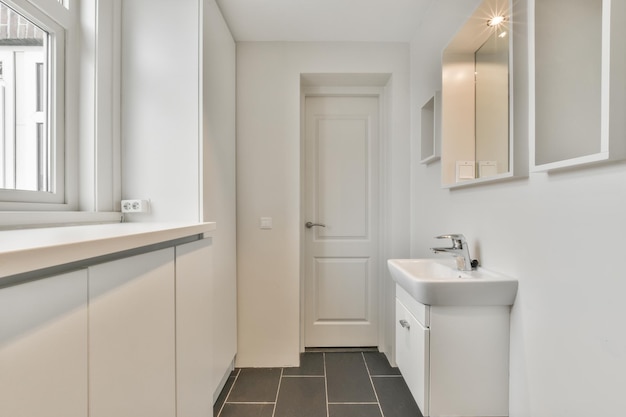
left=0, top=2, right=50, bottom=192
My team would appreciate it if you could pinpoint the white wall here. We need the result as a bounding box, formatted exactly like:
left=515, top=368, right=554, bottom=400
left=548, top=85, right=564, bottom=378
left=236, top=42, right=411, bottom=367
left=411, top=1, right=626, bottom=415
left=121, top=0, right=201, bottom=222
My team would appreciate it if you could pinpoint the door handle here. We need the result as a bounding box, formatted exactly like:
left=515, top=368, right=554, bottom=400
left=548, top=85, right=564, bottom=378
left=305, top=222, right=326, bottom=229
left=399, top=319, right=410, bottom=330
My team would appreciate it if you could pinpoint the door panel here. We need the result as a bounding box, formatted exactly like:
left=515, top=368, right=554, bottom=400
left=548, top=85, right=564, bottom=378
left=304, top=95, right=379, bottom=347
left=314, top=257, right=369, bottom=321
left=316, top=117, right=369, bottom=238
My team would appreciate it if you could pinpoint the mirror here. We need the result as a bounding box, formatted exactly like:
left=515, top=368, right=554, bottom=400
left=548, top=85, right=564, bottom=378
left=441, top=0, right=512, bottom=187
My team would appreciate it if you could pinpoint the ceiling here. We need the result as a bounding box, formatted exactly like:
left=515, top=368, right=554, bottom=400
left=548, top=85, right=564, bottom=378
left=215, top=0, right=433, bottom=42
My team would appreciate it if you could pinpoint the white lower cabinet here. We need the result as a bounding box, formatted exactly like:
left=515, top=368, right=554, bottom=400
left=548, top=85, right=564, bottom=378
left=0, top=270, right=89, bottom=417
left=176, top=238, right=214, bottom=417
left=89, top=248, right=177, bottom=417
left=395, top=284, right=510, bottom=417
left=0, top=235, right=229, bottom=417
left=395, top=299, right=430, bottom=413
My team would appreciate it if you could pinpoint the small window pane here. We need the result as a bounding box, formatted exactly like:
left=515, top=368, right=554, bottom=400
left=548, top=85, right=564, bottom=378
left=36, top=62, right=43, bottom=111
left=0, top=2, right=50, bottom=193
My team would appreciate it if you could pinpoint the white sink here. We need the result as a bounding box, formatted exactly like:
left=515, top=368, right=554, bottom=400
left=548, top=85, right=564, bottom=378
left=387, top=258, right=518, bottom=306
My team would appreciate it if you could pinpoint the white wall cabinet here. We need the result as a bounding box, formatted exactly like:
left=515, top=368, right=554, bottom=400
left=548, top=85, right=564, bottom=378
left=395, top=285, right=511, bottom=417
left=89, top=248, right=177, bottom=417
left=0, top=270, right=89, bottom=417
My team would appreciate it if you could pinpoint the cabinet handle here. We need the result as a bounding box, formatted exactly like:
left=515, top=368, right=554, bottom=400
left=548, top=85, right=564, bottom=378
left=399, top=319, right=410, bottom=330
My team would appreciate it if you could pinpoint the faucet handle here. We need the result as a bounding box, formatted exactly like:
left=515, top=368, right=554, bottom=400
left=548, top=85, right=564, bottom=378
left=435, top=234, right=467, bottom=248
left=435, top=234, right=466, bottom=241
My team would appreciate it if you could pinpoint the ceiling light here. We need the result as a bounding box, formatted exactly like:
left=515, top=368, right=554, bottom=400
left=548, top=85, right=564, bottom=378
left=487, top=15, right=505, bottom=27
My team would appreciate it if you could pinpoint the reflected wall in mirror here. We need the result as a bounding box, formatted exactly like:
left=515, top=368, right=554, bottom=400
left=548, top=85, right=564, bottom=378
left=441, top=0, right=512, bottom=187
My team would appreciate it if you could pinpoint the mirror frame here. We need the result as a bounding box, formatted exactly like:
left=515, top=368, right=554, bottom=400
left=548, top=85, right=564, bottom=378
left=529, top=0, right=626, bottom=171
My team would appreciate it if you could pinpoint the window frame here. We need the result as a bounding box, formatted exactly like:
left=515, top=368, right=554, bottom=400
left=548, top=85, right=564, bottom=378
left=0, top=0, right=67, bottom=208
left=0, top=0, right=123, bottom=226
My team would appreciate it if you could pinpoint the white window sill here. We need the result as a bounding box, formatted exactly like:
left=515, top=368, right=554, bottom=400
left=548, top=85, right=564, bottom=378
left=0, top=211, right=123, bottom=229
left=0, top=222, right=216, bottom=279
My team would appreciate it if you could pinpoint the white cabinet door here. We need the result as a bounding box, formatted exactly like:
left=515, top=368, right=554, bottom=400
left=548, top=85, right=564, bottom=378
left=395, top=299, right=429, bottom=415
left=89, top=248, right=176, bottom=417
left=209, top=240, right=237, bottom=401
left=176, top=238, right=214, bottom=417
left=0, top=270, right=89, bottom=417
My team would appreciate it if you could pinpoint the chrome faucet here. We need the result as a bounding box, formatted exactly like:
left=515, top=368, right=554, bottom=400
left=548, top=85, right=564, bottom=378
left=431, top=234, right=476, bottom=271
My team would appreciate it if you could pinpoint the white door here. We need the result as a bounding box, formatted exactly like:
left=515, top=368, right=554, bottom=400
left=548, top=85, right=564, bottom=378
left=304, top=95, right=380, bottom=347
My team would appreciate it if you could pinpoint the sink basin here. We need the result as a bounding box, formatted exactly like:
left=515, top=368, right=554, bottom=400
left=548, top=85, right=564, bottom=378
left=388, top=258, right=518, bottom=306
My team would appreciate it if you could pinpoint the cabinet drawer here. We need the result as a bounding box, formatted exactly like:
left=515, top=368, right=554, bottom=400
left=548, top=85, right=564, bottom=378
left=395, top=299, right=429, bottom=415
left=396, top=284, right=429, bottom=327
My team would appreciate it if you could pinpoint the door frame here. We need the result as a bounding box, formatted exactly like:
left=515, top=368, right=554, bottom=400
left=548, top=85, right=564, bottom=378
left=299, top=81, right=391, bottom=352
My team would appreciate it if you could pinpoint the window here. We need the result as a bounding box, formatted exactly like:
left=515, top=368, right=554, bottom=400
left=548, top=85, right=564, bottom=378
left=0, top=0, right=122, bottom=226
left=0, top=0, right=66, bottom=206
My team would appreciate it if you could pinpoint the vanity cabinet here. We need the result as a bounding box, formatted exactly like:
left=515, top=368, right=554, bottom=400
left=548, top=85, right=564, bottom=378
left=396, top=295, right=430, bottom=412
left=0, top=270, right=89, bottom=417
left=395, top=285, right=511, bottom=417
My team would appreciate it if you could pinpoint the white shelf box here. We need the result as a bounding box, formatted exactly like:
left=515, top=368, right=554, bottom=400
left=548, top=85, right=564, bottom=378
left=420, top=91, right=442, bottom=164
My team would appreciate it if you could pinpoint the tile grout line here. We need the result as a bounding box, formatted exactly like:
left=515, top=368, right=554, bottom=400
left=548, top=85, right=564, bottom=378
left=216, top=369, right=240, bottom=417
left=328, top=402, right=379, bottom=405
left=362, top=352, right=386, bottom=417
left=271, top=368, right=284, bottom=417
left=225, top=401, right=277, bottom=405
left=323, top=352, right=330, bottom=417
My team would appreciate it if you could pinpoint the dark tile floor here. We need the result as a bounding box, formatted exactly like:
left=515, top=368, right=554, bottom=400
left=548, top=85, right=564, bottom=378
left=214, top=351, right=423, bottom=417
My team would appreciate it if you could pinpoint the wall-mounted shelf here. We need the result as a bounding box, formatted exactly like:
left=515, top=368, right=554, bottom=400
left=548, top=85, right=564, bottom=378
left=530, top=0, right=626, bottom=172
left=420, top=91, right=441, bottom=164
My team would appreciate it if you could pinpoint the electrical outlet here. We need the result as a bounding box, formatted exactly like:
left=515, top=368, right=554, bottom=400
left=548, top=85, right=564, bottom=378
left=121, top=199, right=150, bottom=213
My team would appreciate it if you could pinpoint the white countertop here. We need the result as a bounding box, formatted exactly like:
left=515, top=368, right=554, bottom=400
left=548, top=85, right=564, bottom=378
left=0, top=222, right=216, bottom=279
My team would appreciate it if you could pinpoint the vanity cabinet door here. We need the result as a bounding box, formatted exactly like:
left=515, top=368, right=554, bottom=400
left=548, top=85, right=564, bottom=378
left=0, top=270, right=89, bottom=417
left=88, top=248, right=176, bottom=417
left=395, top=299, right=429, bottom=415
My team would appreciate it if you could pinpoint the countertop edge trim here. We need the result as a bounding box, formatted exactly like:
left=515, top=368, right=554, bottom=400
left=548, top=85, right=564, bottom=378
left=0, top=222, right=216, bottom=279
